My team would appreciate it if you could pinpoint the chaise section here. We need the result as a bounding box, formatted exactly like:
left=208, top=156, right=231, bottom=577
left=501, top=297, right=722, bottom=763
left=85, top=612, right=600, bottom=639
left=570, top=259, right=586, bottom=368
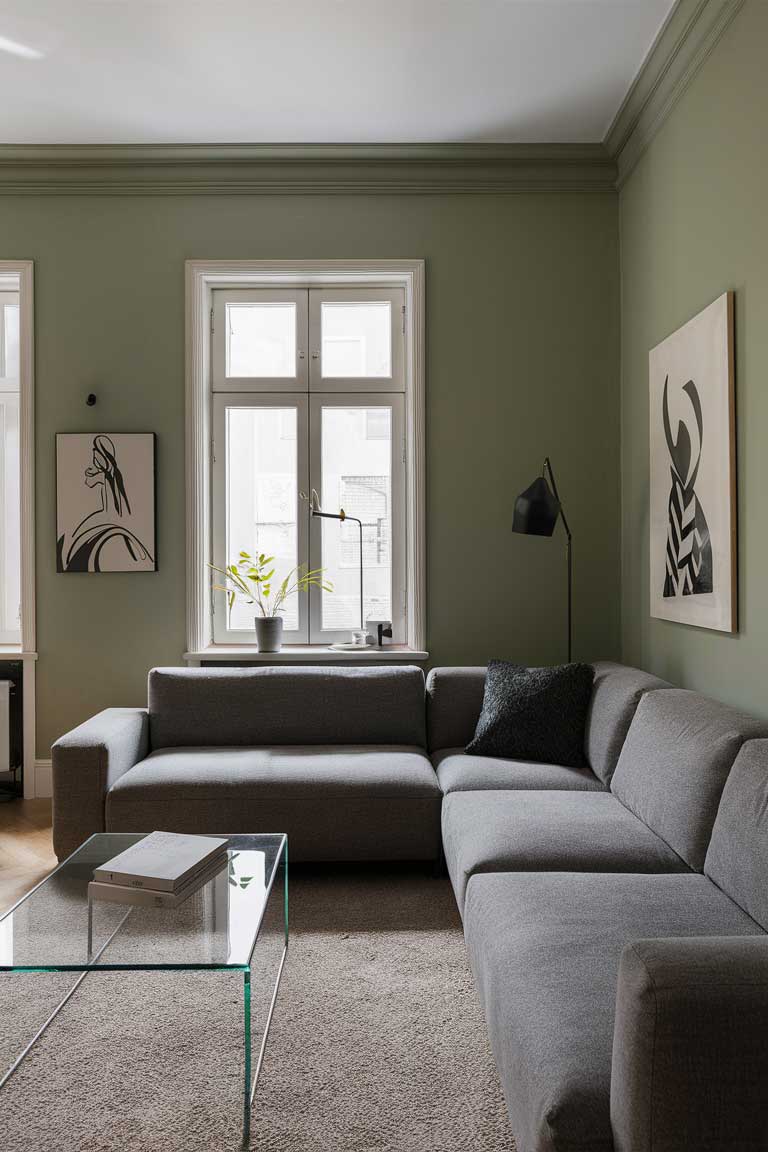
left=52, top=707, right=150, bottom=860
left=463, top=872, right=764, bottom=1152
left=106, top=745, right=442, bottom=861
left=611, top=935, right=768, bottom=1152
left=442, top=790, right=688, bottom=909
left=610, top=689, right=768, bottom=870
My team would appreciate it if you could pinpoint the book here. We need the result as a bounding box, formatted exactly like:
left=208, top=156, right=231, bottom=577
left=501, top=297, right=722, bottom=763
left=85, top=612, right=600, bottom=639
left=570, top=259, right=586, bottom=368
left=93, top=831, right=228, bottom=892
left=88, top=852, right=227, bottom=909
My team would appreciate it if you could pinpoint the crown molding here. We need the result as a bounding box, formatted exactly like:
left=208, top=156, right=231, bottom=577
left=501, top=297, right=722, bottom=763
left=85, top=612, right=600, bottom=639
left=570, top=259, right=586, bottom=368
left=605, top=0, right=745, bottom=187
left=0, top=142, right=616, bottom=195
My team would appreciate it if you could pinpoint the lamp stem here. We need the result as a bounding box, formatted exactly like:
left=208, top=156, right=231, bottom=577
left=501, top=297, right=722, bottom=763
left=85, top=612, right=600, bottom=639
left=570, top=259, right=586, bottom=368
left=566, top=535, right=572, bottom=664
left=543, top=457, right=573, bottom=663
left=358, top=518, right=364, bottom=629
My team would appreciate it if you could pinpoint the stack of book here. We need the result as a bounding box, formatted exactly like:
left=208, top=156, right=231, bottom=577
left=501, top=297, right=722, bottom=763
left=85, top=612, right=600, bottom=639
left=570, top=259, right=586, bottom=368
left=88, top=831, right=228, bottom=909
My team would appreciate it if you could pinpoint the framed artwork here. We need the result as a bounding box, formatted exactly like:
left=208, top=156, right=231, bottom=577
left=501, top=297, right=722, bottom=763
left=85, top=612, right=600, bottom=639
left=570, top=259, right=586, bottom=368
left=56, top=433, right=156, bottom=572
left=649, top=292, right=736, bottom=632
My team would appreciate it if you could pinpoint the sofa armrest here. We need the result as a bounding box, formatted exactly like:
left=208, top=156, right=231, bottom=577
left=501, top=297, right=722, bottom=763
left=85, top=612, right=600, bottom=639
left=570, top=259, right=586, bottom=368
left=425, top=667, right=487, bottom=753
left=52, top=708, right=149, bottom=861
left=611, top=936, right=768, bottom=1152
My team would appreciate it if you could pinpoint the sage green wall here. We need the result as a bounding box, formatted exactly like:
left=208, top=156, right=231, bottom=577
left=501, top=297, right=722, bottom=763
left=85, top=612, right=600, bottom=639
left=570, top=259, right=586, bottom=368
left=620, top=1, right=767, bottom=713
left=0, top=190, right=619, bottom=754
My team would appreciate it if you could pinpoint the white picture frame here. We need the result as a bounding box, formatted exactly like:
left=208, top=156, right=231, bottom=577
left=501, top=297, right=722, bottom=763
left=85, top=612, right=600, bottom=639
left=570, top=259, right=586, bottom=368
left=56, top=433, right=156, bottom=572
left=649, top=292, right=736, bottom=632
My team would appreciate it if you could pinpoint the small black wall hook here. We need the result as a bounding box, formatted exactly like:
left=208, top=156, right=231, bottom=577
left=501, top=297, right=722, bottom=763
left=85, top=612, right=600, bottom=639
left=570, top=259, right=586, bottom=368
left=86, top=393, right=97, bottom=407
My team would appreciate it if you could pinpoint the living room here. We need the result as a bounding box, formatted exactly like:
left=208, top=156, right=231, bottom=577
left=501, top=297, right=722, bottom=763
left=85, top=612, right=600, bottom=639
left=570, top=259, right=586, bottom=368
left=1, top=1, right=766, bottom=1148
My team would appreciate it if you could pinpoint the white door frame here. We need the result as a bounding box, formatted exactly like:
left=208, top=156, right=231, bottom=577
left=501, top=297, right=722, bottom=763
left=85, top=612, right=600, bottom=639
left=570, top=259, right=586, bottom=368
left=0, top=262, right=36, bottom=797
left=185, top=260, right=425, bottom=658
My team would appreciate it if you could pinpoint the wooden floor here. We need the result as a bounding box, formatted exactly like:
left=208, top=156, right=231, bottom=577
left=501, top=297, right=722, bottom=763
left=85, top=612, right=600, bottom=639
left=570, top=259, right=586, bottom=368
left=0, top=798, right=56, bottom=913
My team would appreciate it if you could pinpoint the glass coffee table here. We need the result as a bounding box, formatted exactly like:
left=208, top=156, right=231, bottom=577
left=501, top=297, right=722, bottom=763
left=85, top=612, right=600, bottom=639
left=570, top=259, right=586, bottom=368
left=0, top=832, right=287, bottom=1146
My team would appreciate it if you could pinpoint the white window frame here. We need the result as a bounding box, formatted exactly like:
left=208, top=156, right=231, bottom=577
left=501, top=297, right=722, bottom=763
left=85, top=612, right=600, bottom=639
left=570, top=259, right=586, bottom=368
left=0, top=263, right=36, bottom=795
left=212, top=288, right=308, bottom=392
left=308, top=287, right=405, bottom=393
left=184, top=260, right=425, bottom=660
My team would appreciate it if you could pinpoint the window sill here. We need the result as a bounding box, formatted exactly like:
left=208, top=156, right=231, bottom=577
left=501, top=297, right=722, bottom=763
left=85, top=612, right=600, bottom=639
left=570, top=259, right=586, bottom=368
left=183, top=645, right=428, bottom=664
left=0, top=646, right=37, bottom=661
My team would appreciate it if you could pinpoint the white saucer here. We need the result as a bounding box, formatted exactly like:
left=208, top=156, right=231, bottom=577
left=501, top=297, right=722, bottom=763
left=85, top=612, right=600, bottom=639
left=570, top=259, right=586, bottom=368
left=328, top=642, right=373, bottom=652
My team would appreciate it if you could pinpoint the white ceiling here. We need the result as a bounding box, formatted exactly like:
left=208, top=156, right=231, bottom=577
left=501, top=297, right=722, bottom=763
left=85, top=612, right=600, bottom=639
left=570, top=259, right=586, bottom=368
left=0, top=1, right=676, bottom=145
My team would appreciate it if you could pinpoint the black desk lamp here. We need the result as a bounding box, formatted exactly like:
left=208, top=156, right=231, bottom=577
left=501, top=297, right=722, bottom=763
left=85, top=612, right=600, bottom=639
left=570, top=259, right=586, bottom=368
left=309, top=489, right=364, bottom=630
left=512, top=457, right=573, bottom=662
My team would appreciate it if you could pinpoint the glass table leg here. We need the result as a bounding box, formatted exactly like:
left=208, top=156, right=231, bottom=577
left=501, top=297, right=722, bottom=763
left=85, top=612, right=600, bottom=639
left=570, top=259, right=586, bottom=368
left=242, top=969, right=252, bottom=1147
left=241, top=854, right=289, bottom=1146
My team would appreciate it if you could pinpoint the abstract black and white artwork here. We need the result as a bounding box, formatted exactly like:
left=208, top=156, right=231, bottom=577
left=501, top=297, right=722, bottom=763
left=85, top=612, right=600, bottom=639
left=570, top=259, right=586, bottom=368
left=56, top=433, right=156, bottom=572
left=649, top=293, right=735, bottom=632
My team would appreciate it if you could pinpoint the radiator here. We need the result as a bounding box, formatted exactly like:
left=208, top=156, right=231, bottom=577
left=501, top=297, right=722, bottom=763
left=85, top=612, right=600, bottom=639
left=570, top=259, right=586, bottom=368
left=0, top=681, right=11, bottom=774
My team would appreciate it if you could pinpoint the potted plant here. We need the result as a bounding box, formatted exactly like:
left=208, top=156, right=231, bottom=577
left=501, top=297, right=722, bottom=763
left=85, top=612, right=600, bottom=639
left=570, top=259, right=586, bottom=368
left=209, top=550, right=332, bottom=652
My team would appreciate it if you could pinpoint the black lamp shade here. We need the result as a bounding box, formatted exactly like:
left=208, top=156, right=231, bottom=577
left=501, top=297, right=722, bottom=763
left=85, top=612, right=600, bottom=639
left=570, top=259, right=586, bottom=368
left=512, top=475, right=560, bottom=537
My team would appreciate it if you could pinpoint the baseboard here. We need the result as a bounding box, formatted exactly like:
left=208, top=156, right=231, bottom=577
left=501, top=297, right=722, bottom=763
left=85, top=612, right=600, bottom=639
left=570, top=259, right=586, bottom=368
left=33, top=759, right=52, bottom=798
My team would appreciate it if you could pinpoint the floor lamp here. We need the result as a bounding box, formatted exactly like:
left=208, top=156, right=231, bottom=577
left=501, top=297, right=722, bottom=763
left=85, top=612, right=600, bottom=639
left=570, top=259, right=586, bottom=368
left=512, top=457, right=573, bottom=663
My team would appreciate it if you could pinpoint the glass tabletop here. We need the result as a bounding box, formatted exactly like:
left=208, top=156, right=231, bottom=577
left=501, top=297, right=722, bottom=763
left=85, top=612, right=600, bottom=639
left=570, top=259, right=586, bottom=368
left=0, top=833, right=287, bottom=972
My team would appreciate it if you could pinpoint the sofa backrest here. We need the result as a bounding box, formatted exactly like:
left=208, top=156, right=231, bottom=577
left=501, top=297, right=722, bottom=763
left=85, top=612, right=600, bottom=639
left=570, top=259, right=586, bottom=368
left=704, top=739, right=768, bottom=930
left=586, top=661, right=672, bottom=784
left=425, top=662, right=666, bottom=781
left=611, top=689, right=768, bottom=871
left=425, top=667, right=487, bottom=753
left=148, top=665, right=426, bottom=749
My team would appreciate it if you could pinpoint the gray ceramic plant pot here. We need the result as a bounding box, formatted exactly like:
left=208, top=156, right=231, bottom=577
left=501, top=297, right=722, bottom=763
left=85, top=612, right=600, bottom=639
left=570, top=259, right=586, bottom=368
left=255, top=615, right=283, bottom=653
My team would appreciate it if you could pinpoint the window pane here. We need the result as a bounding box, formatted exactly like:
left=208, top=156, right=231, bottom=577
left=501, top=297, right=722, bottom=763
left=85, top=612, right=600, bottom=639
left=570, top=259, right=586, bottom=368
left=226, top=303, right=296, bottom=378
left=226, top=407, right=298, bottom=631
left=321, top=302, right=391, bottom=378
left=2, top=304, right=19, bottom=379
left=320, top=407, right=392, bottom=631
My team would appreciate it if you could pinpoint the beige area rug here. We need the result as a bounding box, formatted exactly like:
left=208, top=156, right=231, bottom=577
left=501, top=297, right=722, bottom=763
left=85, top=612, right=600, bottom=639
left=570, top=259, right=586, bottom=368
left=0, top=868, right=515, bottom=1151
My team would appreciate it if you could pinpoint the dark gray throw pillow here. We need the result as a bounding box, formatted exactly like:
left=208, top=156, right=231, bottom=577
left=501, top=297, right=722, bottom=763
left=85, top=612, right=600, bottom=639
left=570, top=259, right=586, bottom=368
left=466, top=661, right=595, bottom=768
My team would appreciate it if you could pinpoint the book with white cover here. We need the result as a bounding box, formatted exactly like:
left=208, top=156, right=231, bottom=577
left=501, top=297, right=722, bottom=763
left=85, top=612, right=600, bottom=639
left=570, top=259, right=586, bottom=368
left=88, top=852, right=227, bottom=909
left=93, top=831, right=228, bottom=892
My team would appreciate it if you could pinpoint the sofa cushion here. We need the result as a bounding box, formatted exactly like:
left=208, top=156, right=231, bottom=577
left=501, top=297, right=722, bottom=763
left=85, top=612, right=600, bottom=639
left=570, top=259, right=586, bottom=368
left=610, top=689, right=767, bottom=870
left=105, top=745, right=441, bottom=862
left=442, top=790, right=688, bottom=908
left=586, top=661, right=671, bottom=784
left=466, top=661, right=594, bottom=768
left=433, top=749, right=605, bottom=795
left=425, top=667, right=488, bottom=753
left=463, top=872, right=763, bottom=1152
left=148, top=665, right=426, bottom=750
left=705, top=738, right=768, bottom=931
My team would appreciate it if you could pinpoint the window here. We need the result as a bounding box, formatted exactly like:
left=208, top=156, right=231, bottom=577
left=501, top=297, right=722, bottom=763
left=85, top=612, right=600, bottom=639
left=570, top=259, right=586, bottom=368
left=211, top=286, right=408, bottom=646
left=0, top=290, right=20, bottom=644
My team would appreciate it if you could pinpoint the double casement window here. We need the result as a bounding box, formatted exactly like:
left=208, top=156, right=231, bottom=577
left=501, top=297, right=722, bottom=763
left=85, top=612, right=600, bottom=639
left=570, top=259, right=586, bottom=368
left=211, top=287, right=407, bottom=645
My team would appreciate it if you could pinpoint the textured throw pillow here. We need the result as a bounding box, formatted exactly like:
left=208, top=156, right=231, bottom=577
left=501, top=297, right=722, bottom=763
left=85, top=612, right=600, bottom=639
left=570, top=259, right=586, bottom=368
left=466, top=661, right=595, bottom=768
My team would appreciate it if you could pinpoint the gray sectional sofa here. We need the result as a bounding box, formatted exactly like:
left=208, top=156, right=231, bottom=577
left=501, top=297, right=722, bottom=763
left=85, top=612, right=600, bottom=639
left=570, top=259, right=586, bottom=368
left=428, top=662, right=768, bottom=1152
left=52, top=660, right=768, bottom=1151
